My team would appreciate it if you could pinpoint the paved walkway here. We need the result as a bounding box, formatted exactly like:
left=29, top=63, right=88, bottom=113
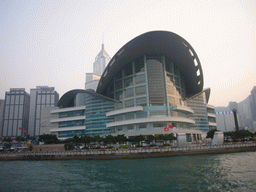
left=0, top=142, right=255, bottom=160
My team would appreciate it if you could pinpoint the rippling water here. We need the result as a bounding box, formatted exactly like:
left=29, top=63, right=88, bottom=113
left=1, top=152, right=256, bottom=192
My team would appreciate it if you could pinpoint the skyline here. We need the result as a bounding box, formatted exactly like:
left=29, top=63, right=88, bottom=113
left=0, top=0, right=255, bottom=107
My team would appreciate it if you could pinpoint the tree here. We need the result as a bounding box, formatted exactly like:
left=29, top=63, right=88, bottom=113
left=129, top=135, right=144, bottom=145
left=73, top=135, right=82, bottom=143
left=206, top=129, right=217, bottom=139
left=166, top=133, right=176, bottom=142
left=104, top=135, right=116, bottom=144
left=116, top=134, right=127, bottom=144
left=224, top=130, right=254, bottom=142
left=39, top=134, right=58, bottom=144
left=80, top=136, right=91, bottom=145
left=28, top=144, right=33, bottom=151
left=147, top=135, right=155, bottom=142
left=64, top=143, right=74, bottom=151
left=15, top=136, right=25, bottom=142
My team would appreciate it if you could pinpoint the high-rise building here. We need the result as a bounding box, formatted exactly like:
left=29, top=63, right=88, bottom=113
left=85, top=44, right=111, bottom=91
left=93, top=44, right=111, bottom=76
left=28, top=86, right=59, bottom=136
left=215, top=86, right=256, bottom=132
left=2, top=88, right=30, bottom=137
left=0, top=99, right=5, bottom=137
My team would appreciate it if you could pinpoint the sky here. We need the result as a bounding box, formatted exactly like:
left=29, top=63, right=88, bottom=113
left=0, top=0, right=255, bottom=107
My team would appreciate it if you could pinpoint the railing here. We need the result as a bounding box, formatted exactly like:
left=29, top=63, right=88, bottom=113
left=0, top=142, right=255, bottom=158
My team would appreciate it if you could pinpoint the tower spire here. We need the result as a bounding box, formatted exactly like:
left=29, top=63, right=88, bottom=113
left=102, top=32, right=104, bottom=50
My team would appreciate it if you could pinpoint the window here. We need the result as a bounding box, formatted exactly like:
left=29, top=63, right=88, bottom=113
left=19, top=106, right=23, bottom=119
left=51, top=95, right=55, bottom=104
left=15, top=95, right=19, bottom=104
left=135, top=74, right=145, bottom=84
left=124, top=77, right=133, bottom=88
left=136, top=111, right=147, bottom=118
left=115, top=80, right=122, bottom=90
left=134, top=57, right=144, bottom=73
left=42, top=95, right=46, bottom=104
left=124, top=64, right=133, bottom=76
left=37, top=95, right=41, bottom=104
left=153, top=122, right=166, bottom=128
left=124, top=88, right=133, bottom=98
left=136, top=97, right=147, bottom=106
left=115, top=115, right=123, bottom=121
left=138, top=124, right=147, bottom=129
left=125, top=113, right=134, bottom=120
left=115, top=91, right=123, bottom=100
left=4, top=106, right=9, bottom=119
left=125, top=99, right=134, bottom=107
left=10, top=95, right=15, bottom=104
left=135, top=86, right=146, bottom=96
left=20, top=95, right=24, bottom=104
left=46, top=95, right=51, bottom=104
left=127, top=125, right=134, bottom=130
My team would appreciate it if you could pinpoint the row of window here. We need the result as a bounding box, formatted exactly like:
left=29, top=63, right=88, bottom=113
left=59, top=110, right=85, bottom=118
left=2, top=119, right=24, bottom=136
left=5, top=95, right=25, bottom=105
left=36, top=94, right=56, bottom=105
left=59, top=120, right=85, bottom=127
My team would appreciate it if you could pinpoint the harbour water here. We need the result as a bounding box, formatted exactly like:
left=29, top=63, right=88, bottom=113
left=1, top=152, right=256, bottom=192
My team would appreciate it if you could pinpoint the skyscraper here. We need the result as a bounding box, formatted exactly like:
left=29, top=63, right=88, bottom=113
left=2, top=88, right=30, bottom=137
left=85, top=44, right=111, bottom=90
left=93, top=44, right=111, bottom=76
left=28, top=86, right=59, bottom=136
left=0, top=99, right=5, bottom=137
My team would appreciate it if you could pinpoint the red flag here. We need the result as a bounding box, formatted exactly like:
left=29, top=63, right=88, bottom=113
left=19, top=127, right=22, bottom=130
left=23, top=130, right=27, bottom=132
left=168, top=125, right=173, bottom=128
left=164, top=127, right=169, bottom=131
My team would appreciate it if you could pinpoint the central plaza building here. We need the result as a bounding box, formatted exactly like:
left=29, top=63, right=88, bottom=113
left=50, top=31, right=216, bottom=140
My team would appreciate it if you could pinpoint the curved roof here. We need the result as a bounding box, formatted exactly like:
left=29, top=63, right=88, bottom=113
left=57, top=89, right=117, bottom=108
left=185, top=88, right=211, bottom=103
left=96, top=31, right=203, bottom=98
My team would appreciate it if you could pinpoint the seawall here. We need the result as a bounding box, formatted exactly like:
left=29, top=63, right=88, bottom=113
left=1, top=143, right=256, bottom=161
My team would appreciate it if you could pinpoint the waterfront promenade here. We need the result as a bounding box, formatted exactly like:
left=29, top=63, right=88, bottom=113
left=1, top=142, right=256, bottom=161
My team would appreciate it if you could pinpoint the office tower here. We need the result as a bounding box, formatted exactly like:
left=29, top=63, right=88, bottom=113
left=0, top=99, right=5, bottom=137
left=28, top=86, right=59, bottom=136
left=2, top=88, right=30, bottom=137
left=85, top=44, right=111, bottom=90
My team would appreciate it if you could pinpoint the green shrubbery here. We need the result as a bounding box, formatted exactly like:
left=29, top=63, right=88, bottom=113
left=120, top=144, right=128, bottom=149
left=29, top=144, right=33, bottom=151
left=64, top=143, right=74, bottom=151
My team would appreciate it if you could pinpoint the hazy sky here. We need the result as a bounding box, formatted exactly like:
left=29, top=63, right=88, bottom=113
left=0, top=0, right=255, bottom=107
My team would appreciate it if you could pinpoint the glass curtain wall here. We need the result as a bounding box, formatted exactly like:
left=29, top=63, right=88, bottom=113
left=187, top=93, right=209, bottom=132
left=108, top=55, right=189, bottom=133
left=84, top=94, right=114, bottom=136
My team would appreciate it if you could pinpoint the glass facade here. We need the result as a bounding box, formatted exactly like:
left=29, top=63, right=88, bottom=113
left=187, top=93, right=209, bottom=132
left=2, top=89, right=30, bottom=137
left=104, top=55, right=193, bottom=133
left=28, top=86, right=59, bottom=136
left=84, top=94, right=114, bottom=136
left=56, top=91, right=114, bottom=139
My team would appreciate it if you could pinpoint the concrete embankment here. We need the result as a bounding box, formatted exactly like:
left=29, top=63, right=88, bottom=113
left=1, top=143, right=256, bottom=161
